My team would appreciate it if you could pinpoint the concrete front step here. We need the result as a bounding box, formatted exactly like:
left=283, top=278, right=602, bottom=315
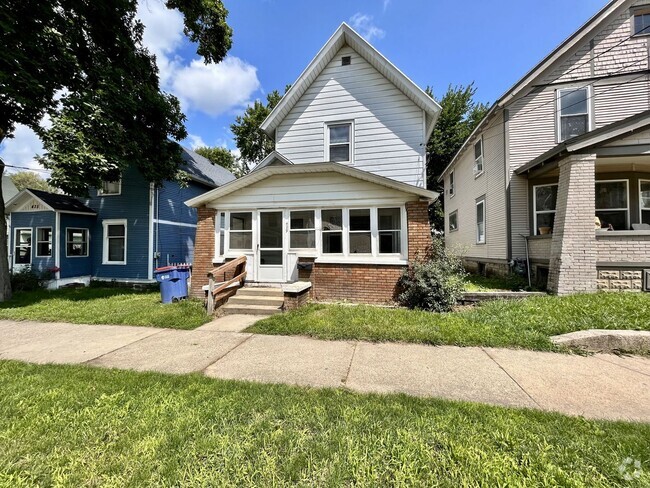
left=222, top=304, right=283, bottom=315
left=227, top=295, right=285, bottom=307
left=237, top=287, right=284, bottom=298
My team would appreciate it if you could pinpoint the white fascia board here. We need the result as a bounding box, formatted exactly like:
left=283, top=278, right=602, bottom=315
left=5, top=189, right=56, bottom=214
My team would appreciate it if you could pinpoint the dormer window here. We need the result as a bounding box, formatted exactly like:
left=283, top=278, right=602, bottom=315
left=99, top=179, right=121, bottom=196
left=557, top=87, right=589, bottom=142
left=327, top=122, right=352, bottom=163
left=633, top=10, right=650, bottom=36
left=474, top=138, right=484, bottom=176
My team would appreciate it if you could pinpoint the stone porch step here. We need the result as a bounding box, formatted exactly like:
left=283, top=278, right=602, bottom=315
left=237, top=287, right=284, bottom=298
left=222, top=303, right=283, bottom=315
left=227, top=295, right=285, bottom=307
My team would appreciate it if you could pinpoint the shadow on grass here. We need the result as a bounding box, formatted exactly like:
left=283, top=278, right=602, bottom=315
left=0, top=287, right=153, bottom=309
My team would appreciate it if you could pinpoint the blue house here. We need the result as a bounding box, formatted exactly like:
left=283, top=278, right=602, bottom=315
left=5, top=148, right=235, bottom=288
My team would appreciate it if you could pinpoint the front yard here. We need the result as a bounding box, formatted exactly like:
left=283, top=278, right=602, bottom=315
left=249, top=292, right=650, bottom=351
left=0, top=360, right=648, bottom=486
left=0, top=287, right=210, bottom=329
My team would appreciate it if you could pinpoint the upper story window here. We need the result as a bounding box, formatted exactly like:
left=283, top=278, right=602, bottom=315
left=474, top=138, right=484, bottom=176
left=558, top=87, right=589, bottom=142
left=633, top=10, right=650, bottom=36
left=327, top=123, right=352, bottom=163
left=98, top=180, right=121, bottom=196
left=449, top=170, right=455, bottom=197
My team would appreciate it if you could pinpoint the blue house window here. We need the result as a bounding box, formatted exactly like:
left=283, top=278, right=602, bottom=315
left=98, top=180, right=121, bottom=196
left=14, top=229, right=32, bottom=265
left=36, top=227, right=52, bottom=257
left=66, top=229, right=89, bottom=257
left=103, top=219, right=127, bottom=264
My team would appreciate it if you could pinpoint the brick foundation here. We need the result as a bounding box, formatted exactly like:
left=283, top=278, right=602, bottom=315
left=311, top=263, right=404, bottom=304
left=284, top=290, right=311, bottom=310
left=190, top=206, right=216, bottom=298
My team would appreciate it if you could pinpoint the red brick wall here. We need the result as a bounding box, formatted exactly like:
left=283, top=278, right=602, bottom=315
left=190, top=206, right=216, bottom=298
left=406, top=200, right=432, bottom=261
left=312, top=263, right=404, bottom=304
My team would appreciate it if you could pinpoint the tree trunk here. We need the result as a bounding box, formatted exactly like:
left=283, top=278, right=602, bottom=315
left=0, top=139, right=13, bottom=301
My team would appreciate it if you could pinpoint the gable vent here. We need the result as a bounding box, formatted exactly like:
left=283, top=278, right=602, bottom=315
left=341, top=56, right=351, bottom=66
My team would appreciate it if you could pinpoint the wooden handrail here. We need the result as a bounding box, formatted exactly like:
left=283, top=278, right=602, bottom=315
left=206, top=255, right=247, bottom=314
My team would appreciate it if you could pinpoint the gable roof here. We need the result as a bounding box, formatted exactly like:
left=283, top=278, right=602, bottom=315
left=6, top=188, right=96, bottom=215
left=181, top=147, right=236, bottom=187
left=260, top=22, right=441, bottom=140
left=251, top=151, right=294, bottom=172
left=185, top=162, right=438, bottom=208
left=439, top=0, right=632, bottom=181
left=515, top=109, right=650, bottom=175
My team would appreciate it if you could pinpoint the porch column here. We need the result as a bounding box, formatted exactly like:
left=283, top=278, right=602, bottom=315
left=548, top=154, right=597, bottom=295
left=190, top=206, right=216, bottom=299
left=406, top=200, right=432, bottom=261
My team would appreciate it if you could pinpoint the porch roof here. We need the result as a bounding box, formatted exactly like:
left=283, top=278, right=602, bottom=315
left=515, top=109, right=650, bottom=176
left=185, top=162, right=438, bottom=208
left=5, top=189, right=97, bottom=216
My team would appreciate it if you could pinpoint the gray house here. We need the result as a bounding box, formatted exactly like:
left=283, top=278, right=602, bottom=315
left=439, top=0, right=650, bottom=295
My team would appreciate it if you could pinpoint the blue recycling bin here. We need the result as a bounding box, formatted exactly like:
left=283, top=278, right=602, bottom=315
left=154, top=265, right=190, bottom=304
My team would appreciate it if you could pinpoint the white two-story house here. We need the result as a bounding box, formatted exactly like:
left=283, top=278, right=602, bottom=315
left=187, top=23, right=441, bottom=303
left=440, top=0, right=650, bottom=295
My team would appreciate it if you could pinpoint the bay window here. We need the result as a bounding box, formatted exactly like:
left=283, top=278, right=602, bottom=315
left=533, top=184, right=558, bottom=235
left=290, top=210, right=316, bottom=249
left=229, top=212, right=253, bottom=250
left=596, top=180, right=629, bottom=230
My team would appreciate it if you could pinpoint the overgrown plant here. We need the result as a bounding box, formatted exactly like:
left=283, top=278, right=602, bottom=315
left=10, top=268, right=54, bottom=292
left=397, top=239, right=467, bottom=312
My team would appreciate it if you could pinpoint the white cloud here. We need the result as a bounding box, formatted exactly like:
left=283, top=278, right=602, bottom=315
left=136, top=0, right=261, bottom=118
left=186, top=134, right=207, bottom=149
left=0, top=124, right=45, bottom=172
left=349, top=13, right=385, bottom=42
left=382, top=0, right=390, bottom=12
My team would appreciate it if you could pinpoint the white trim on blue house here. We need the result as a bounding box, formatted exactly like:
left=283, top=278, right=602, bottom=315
left=153, top=219, right=197, bottom=228
left=102, top=219, right=128, bottom=265
left=148, top=183, right=154, bottom=280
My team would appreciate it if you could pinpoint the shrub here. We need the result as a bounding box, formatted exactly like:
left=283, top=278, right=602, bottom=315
left=10, top=267, right=54, bottom=292
left=397, top=239, right=467, bottom=312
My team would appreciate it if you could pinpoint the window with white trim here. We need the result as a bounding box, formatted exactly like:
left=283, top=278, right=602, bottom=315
left=217, top=212, right=226, bottom=256
left=229, top=212, right=253, bottom=250
left=36, top=227, right=52, bottom=257
left=98, top=180, right=121, bottom=196
left=327, top=123, right=351, bottom=163
left=349, top=208, right=371, bottom=254
left=103, top=221, right=126, bottom=263
left=633, top=10, right=650, bottom=36
left=449, top=170, right=455, bottom=197
left=474, top=139, right=484, bottom=176
left=558, top=87, right=589, bottom=141
left=476, top=198, right=486, bottom=244
left=66, top=228, right=89, bottom=257
left=290, top=210, right=316, bottom=249
left=596, top=180, right=629, bottom=230
left=378, top=208, right=401, bottom=254
left=449, top=210, right=458, bottom=232
left=641, top=180, right=650, bottom=225
left=14, top=229, right=32, bottom=264
left=533, top=184, right=558, bottom=235
left=322, top=209, right=343, bottom=254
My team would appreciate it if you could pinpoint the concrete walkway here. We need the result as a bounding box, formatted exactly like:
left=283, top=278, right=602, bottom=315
left=1, top=319, right=649, bottom=423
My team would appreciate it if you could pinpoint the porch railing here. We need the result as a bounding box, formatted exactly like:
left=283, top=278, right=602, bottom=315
left=206, top=256, right=247, bottom=314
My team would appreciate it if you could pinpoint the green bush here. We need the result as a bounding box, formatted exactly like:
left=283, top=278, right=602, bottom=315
left=397, top=239, right=467, bottom=312
left=10, top=267, right=54, bottom=292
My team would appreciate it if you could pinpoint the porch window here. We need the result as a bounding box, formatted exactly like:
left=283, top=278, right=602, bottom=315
left=218, top=212, right=225, bottom=256
left=322, top=209, right=343, bottom=253
left=474, top=138, right=484, bottom=176
left=533, top=184, right=558, bottom=235
left=596, top=180, right=629, bottom=230
left=36, top=227, right=52, bottom=257
left=98, top=179, right=121, bottom=196
left=558, top=87, right=589, bottom=141
left=476, top=198, right=486, bottom=244
left=14, top=229, right=32, bottom=264
left=229, top=212, right=253, bottom=250
left=66, top=228, right=89, bottom=257
left=327, top=123, right=351, bottom=163
left=449, top=170, right=455, bottom=197
left=349, top=209, right=371, bottom=254
left=378, top=208, right=401, bottom=254
left=103, top=220, right=127, bottom=264
left=449, top=210, right=458, bottom=232
left=640, top=180, right=650, bottom=224
left=290, top=210, right=316, bottom=249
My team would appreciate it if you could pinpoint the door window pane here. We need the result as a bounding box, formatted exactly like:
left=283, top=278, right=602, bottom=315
left=260, top=212, right=282, bottom=248
left=260, top=250, right=282, bottom=265
left=378, top=208, right=401, bottom=254
left=14, top=229, right=32, bottom=264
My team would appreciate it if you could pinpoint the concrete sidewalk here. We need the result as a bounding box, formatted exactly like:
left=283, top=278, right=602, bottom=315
left=1, top=319, right=649, bottom=423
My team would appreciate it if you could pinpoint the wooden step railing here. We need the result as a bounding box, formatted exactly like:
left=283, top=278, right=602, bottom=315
left=206, top=256, right=247, bottom=314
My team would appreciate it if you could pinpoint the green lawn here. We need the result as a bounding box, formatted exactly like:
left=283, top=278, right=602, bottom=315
left=0, top=361, right=647, bottom=486
left=0, top=287, right=210, bottom=329
left=248, top=293, right=650, bottom=351
left=464, top=273, right=531, bottom=292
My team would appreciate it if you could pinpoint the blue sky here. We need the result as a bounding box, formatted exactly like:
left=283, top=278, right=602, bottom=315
left=1, top=0, right=607, bottom=171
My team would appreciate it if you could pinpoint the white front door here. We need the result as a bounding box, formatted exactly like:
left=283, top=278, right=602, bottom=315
left=256, top=210, right=284, bottom=282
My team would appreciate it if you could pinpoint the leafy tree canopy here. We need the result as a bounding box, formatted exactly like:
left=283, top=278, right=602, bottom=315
left=230, top=87, right=289, bottom=166
left=9, top=171, right=56, bottom=193
left=194, top=146, right=247, bottom=178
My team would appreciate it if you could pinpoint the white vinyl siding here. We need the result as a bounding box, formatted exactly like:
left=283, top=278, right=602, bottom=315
left=276, top=45, right=426, bottom=187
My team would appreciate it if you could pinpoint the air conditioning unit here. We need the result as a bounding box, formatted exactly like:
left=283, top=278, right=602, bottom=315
left=645, top=270, right=650, bottom=292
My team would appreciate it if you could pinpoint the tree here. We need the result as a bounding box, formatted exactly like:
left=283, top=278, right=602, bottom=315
left=230, top=87, right=288, bottom=166
left=426, top=84, right=490, bottom=231
left=9, top=171, right=56, bottom=193
left=0, top=0, right=233, bottom=300
left=194, top=146, right=246, bottom=178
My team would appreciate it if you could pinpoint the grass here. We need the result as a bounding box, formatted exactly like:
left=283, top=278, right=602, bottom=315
left=249, top=293, right=650, bottom=351
left=0, top=361, right=648, bottom=487
left=464, top=273, right=531, bottom=292
left=0, top=287, right=210, bottom=329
